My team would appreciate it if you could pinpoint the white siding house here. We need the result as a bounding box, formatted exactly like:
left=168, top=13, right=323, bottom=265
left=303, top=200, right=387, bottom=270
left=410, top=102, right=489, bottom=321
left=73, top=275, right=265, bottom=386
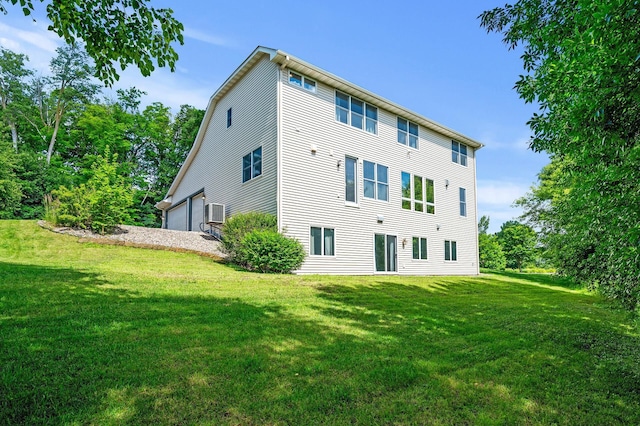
left=157, top=46, right=483, bottom=275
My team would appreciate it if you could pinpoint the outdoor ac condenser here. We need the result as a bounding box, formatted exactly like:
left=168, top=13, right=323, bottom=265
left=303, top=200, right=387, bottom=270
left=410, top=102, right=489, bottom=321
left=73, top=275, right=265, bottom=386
left=204, top=203, right=225, bottom=224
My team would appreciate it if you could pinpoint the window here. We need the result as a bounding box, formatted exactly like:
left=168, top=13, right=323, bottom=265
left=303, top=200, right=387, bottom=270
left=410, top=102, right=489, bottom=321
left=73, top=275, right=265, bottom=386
left=310, top=227, right=335, bottom=256
left=227, top=107, right=232, bottom=128
left=459, top=187, right=467, bottom=217
left=335, top=91, right=377, bottom=134
left=397, top=118, right=419, bottom=149
left=363, top=161, right=388, bottom=201
left=345, top=156, right=357, bottom=204
left=242, top=147, right=262, bottom=183
left=452, top=141, right=468, bottom=166
left=401, top=172, right=435, bottom=214
left=289, top=71, right=316, bottom=93
left=445, top=240, right=457, bottom=261
left=375, top=234, right=397, bottom=272
left=413, top=237, right=428, bottom=260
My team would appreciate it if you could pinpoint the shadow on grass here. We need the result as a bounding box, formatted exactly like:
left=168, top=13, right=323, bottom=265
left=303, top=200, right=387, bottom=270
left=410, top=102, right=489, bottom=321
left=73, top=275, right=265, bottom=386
left=1, top=262, right=639, bottom=425
left=485, top=269, right=583, bottom=290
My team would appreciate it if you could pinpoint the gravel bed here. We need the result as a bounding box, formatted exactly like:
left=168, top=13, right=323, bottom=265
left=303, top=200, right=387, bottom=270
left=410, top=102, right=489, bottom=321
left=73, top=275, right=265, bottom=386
left=39, top=221, right=225, bottom=258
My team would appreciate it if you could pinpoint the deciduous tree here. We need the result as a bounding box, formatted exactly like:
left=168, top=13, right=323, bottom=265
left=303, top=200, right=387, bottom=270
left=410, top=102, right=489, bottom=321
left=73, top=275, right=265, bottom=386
left=481, top=1, right=640, bottom=308
left=0, top=0, right=184, bottom=86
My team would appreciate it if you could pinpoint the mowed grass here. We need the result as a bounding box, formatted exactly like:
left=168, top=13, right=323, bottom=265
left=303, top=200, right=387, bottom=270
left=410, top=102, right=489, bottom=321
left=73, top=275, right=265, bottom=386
left=1, top=221, right=639, bottom=425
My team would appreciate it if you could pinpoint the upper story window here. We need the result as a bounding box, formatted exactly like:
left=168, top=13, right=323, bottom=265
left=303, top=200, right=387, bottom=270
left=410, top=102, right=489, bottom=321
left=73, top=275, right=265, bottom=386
left=452, top=141, right=468, bottom=166
left=459, top=187, right=467, bottom=217
left=363, top=160, right=388, bottom=201
left=289, top=71, right=316, bottom=93
left=401, top=172, right=435, bottom=214
left=398, top=118, right=419, bottom=149
left=242, top=146, right=262, bottom=183
left=226, top=107, right=232, bottom=128
left=335, top=91, right=377, bottom=134
left=345, top=156, right=357, bottom=204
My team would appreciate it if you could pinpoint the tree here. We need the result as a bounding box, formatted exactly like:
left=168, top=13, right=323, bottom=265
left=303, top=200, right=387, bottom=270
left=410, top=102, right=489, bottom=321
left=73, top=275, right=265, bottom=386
left=1, top=0, right=184, bottom=86
left=477, top=216, right=507, bottom=270
left=479, top=233, right=507, bottom=270
left=0, top=139, right=22, bottom=217
left=0, top=47, right=33, bottom=151
left=478, top=215, right=490, bottom=235
left=480, top=1, right=640, bottom=308
left=496, top=221, right=537, bottom=272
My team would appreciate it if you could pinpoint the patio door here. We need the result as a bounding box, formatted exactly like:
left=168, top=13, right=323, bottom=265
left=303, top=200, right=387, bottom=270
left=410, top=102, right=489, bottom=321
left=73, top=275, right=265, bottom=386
left=375, top=234, right=397, bottom=272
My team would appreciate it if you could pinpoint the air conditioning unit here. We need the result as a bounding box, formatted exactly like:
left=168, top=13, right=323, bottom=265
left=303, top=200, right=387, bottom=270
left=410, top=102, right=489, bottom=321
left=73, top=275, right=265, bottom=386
left=204, top=203, right=225, bottom=224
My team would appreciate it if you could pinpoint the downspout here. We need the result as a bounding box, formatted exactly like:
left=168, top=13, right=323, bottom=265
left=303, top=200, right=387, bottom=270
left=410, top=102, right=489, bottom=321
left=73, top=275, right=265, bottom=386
left=276, top=56, right=289, bottom=233
left=473, top=148, right=480, bottom=275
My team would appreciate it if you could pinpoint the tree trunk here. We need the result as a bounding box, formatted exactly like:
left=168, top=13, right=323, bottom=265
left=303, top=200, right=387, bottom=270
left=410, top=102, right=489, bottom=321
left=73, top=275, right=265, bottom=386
left=46, top=116, right=61, bottom=165
left=10, top=122, right=18, bottom=152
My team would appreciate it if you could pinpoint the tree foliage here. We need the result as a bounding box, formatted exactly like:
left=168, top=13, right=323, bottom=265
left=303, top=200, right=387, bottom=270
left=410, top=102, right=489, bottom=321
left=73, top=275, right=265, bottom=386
left=50, top=149, right=133, bottom=234
left=0, top=0, right=184, bottom=86
left=496, top=221, right=537, bottom=272
left=0, top=45, right=203, bottom=229
left=0, top=139, right=22, bottom=217
left=481, top=1, right=640, bottom=308
left=477, top=216, right=507, bottom=270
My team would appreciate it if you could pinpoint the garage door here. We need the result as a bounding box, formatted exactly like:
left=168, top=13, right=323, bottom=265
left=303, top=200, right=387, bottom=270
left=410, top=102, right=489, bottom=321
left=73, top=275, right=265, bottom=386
left=190, top=193, right=204, bottom=232
left=167, top=202, right=187, bottom=231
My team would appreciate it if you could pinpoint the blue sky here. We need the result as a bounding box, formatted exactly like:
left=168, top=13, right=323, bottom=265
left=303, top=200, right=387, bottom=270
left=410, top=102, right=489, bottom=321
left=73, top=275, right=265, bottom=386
left=0, top=1, right=549, bottom=233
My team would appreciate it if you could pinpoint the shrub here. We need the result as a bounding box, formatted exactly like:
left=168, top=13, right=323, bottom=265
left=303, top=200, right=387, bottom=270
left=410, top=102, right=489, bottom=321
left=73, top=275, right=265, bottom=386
left=48, top=150, right=133, bottom=234
left=236, top=229, right=305, bottom=273
left=221, top=212, right=277, bottom=261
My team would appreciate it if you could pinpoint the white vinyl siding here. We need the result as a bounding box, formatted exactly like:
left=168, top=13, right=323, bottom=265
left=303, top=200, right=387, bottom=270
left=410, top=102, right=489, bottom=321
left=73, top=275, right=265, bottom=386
left=279, top=69, right=479, bottom=275
left=169, top=55, right=278, bottom=219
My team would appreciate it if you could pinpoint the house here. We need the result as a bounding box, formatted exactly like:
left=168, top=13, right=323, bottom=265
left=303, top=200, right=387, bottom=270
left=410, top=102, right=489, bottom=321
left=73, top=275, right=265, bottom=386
left=156, top=46, right=483, bottom=275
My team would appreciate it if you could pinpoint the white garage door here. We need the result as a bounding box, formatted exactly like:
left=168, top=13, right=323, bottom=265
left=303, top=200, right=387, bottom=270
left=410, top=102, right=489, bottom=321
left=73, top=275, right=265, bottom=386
left=167, top=202, right=187, bottom=231
left=190, top=194, right=204, bottom=232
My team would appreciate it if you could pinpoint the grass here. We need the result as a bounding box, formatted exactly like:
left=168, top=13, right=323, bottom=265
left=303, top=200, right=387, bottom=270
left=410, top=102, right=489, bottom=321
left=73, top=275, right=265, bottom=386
left=1, top=220, right=639, bottom=425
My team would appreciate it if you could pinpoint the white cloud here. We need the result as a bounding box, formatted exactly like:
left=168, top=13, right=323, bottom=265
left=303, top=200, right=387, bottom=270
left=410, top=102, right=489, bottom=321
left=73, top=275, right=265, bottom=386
left=110, top=67, right=218, bottom=111
left=480, top=133, right=531, bottom=151
left=183, top=27, right=233, bottom=47
left=477, top=180, right=532, bottom=232
left=0, top=21, right=59, bottom=53
left=477, top=180, right=530, bottom=206
left=0, top=21, right=61, bottom=72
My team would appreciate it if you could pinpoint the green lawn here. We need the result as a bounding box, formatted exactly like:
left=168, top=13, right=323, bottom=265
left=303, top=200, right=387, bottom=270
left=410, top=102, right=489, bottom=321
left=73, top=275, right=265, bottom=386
left=1, top=221, right=638, bottom=425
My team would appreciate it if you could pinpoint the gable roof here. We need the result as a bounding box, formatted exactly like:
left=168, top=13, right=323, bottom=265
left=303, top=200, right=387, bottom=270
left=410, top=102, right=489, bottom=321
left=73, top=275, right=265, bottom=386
left=157, top=46, right=484, bottom=208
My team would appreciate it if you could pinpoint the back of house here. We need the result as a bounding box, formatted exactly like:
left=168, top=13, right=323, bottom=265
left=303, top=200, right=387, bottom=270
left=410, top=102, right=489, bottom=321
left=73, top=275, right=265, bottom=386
left=157, top=47, right=483, bottom=275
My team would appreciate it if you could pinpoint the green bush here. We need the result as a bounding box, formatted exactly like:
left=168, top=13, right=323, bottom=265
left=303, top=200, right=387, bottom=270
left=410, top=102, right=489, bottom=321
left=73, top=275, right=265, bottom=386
left=236, top=229, right=305, bottom=273
left=221, top=212, right=277, bottom=261
left=479, top=233, right=506, bottom=270
left=49, top=150, right=133, bottom=234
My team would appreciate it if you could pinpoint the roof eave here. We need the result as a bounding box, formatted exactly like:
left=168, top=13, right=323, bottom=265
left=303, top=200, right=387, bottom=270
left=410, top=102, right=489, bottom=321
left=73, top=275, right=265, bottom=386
left=270, top=50, right=484, bottom=150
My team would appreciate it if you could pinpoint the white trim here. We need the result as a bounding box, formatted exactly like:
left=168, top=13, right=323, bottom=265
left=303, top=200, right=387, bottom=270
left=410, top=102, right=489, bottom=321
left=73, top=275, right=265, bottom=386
left=160, top=46, right=482, bottom=205
left=334, top=89, right=378, bottom=135
left=373, top=233, right=398, bottom=274
left=277, top=66, right=283, bottom=232
left=309, top=226, right=337, bottom=257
